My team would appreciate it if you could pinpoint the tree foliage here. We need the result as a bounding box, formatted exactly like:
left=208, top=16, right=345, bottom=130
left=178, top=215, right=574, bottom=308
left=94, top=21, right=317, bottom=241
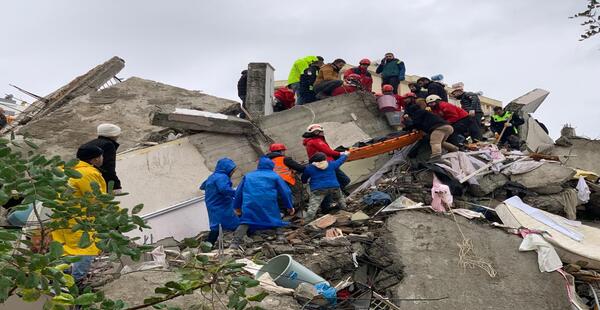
left=0, top=138, right=265, bottom=309
left=571, top=0, right=600, bottom=41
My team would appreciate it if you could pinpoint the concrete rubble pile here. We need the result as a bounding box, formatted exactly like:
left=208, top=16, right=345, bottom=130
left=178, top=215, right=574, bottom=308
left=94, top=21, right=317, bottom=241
left=4, top=57, right=600, bottom=310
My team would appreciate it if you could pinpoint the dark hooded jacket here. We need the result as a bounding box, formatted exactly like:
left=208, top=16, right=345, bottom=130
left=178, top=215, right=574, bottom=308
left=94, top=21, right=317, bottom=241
left=233, top=157, right=293, bottom=230
left=200, top=158, right=239, bottom=231
left=85, top=136, right=121, bottom=190
left=403, top=104, right=448, bottom=133
left=425, top=81, right=449, bottom=102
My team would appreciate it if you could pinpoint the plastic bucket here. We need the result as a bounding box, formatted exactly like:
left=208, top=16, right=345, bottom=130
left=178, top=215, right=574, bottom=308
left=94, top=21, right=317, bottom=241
left=255, top=254, right=328, bottom=289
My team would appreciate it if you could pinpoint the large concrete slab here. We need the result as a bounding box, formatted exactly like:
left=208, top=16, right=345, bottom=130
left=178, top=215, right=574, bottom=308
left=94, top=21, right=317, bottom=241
left=152, top=108, right=255, bottom=135
left=117, top=137, right=211, bottom=240
left=505, top=88, right=549, bottom=114
left=386, top=211, right=571, bottom=310
left=553, top=137, right=600, bottom=175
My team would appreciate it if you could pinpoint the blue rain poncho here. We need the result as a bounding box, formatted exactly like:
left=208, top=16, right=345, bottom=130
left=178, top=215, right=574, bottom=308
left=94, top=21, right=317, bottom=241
left=233, top=157, right=293, bottom=230
left=200, top=158, right=240, bottom=231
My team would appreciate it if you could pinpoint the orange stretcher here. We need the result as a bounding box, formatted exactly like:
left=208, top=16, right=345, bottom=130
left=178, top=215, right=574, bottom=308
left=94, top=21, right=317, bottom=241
left=346, top=131, right=424, bottom=162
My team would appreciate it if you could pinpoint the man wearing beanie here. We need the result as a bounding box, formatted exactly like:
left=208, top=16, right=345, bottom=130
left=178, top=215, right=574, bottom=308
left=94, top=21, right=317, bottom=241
left=85, top=123, right=122, bottom=192
left=301, top=151, right=349, bottom=222
left=51, top=143, right=107, bottom=285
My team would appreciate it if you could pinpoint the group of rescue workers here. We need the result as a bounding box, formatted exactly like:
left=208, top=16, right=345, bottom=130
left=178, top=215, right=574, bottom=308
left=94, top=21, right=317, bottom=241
left=48, top=53, right=531, bottom=284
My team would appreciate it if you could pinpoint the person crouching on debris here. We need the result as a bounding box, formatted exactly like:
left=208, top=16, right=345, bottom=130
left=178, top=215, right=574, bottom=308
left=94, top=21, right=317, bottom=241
left=490, top=106, right=524, bottom=149
left=302, top=124, right=351, bottom=195
left=200, top=158, right=240, bottom=246
left=229, top=156, right=295, bottom=251
left=266, top=143, right=305, bottom=210
left=426, top=95, right=483, bottom=142
left=85, top=123, right=122, bottom=193
left=51, top=144, right=106, bottom=285
left=331, top=73, right=363, bottom=96
left=403, top=103, right=458, bottom=162
left=301, top=151, right=349, bottom=222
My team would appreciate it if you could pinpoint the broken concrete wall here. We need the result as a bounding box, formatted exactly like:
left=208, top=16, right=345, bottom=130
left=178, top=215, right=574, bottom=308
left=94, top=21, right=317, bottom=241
left=386, top=211, right=570, bottom=309
left=188, top=132, right=261, bottom=184
left=116, top=137, right=211, bottom=241
left=18, top=77, right=240, bottom=158
left=553, top=137, right=600, bottom=175
left=246, top=62, right=275, bottom=118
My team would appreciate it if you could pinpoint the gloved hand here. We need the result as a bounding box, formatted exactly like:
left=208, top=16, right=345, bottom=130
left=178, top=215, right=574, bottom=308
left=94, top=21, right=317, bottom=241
left=469, top=110, right=475, bottom=116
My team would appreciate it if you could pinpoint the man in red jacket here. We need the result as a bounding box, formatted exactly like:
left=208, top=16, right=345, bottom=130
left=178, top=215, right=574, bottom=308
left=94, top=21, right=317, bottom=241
left=425, top=95, right=482, bottom=142
left=343, top=58, right=373, bottom=92
left=331, top=74, right=362, bottom=97
left=302, top=124, right=351, bottom=194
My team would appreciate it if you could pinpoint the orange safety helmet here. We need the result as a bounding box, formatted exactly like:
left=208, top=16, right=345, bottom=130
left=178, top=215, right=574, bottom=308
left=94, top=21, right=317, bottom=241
left=382, top=84, right=394, bottom=92
left=269, top=143, right=287, bottom=152
left=359, top=58, right=371, bottom=65
left=403, top=92, right=417, bottom=98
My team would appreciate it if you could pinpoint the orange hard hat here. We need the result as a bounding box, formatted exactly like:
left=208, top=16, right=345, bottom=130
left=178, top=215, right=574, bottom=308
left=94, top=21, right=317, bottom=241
left=382, top=84, right=394, bottom=92
left=403, top=92, right=417, bottom=98
left=269, top=143, right=287, bottom=152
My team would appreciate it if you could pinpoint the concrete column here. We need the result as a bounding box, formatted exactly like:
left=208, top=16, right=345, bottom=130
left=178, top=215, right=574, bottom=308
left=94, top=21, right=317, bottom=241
left=245, top=63, right=275, bottom=119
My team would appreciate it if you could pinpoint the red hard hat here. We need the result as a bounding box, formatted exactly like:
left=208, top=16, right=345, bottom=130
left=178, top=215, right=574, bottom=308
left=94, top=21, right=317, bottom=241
left=382, top=84, right=394, bottom=92
left=269, top=143, right=287, bottom=152
left=359, top=58, right=371, bottom=65
left=403, top=92, right=417, bottom=98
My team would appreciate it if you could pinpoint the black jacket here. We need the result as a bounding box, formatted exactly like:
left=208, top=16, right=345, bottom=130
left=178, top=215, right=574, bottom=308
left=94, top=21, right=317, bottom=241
left=403, top=104, right=448, bottom=133
left=426, top=81, right=448, bottom=102
left=265, top=152, right=305, bottom=173
left=458, top=92, right=482, bottom=113
left=85, top=136, right=121, bottom=190
left=237, top=73, right=248, bottom=102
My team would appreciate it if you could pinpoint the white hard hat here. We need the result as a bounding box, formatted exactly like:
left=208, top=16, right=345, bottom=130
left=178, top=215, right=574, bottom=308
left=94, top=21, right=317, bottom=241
left=425, top=95, right=442, bottom=104
left=306, top=124, right=323, bottom=133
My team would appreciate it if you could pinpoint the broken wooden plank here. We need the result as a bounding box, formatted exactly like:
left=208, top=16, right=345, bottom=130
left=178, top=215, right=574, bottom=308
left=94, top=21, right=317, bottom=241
left=152, top=108, right=255, bottom=135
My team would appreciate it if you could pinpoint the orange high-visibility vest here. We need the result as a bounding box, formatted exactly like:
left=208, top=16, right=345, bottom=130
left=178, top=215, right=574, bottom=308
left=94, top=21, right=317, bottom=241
left=272, top=156, right=296, bottom=185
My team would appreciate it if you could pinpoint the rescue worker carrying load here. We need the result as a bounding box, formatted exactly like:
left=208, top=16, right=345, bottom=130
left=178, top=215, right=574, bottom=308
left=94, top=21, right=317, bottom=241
left=490, top=106, right=524, bottom=149
left=331, top=73, right=362, bottom=96
left=377, top=84, right=405, bottom=129
left=426, top=95, right=483, bottom=143
left=403, top=103, right=458, bottom=162
left=343, top=58, right=373, bottom=92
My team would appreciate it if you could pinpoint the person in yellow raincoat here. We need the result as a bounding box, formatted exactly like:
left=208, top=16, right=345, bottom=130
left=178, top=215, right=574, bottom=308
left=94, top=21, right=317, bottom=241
left=51, top=144, right=106, bottom=282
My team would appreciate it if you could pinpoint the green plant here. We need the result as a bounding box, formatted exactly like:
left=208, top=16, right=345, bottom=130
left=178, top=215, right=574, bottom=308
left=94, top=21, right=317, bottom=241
left=571, top=0, right=600, bottom=41
left=0, top=138, right=266, bottom=309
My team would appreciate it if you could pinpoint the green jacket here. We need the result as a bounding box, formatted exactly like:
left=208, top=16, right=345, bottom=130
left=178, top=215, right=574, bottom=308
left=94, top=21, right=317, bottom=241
left=287, top=56, right=318, bottom=85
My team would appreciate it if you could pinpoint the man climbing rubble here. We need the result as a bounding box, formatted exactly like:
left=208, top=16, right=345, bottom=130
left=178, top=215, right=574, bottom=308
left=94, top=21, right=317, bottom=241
left=288, top=56, right=324, bottom=103
left=376, top=52, right=406, bottom=94
left=426, top=95, right=483, bottom=142
left=302, top=124, right=351, bottom=195
left=200, top=158, right=240, bottom=246
left=417, top=77, right=448, bottom=102
left=229, top=156, right=295, bottom=251
left=491, top=106, right=524, bottom=149
left=343, top=58, right=373, bottom=91
left=403, top=103, right=458, bottom=161
left=313, top=58, right=346, bottom=99
left=301, top=151, right=349, bottom=222
left=85, top=124, right=123, bottom=193
left=51, top=144, right=106, bottom=285
left=265, top=143, right=305, bottom=209
left=450, top=84, right=484, bottom=129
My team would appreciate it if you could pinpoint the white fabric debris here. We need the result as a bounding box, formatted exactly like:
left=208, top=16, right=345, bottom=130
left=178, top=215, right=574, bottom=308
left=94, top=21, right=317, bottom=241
left=519, top=233, right=563, bottom=272
left=576, top=177, right=591, bottom=203
left=503, top=160, right=544, bottom=175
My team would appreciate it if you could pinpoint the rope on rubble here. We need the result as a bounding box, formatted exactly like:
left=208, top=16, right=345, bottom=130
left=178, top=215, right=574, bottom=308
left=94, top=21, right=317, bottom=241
left=447, top=205, right=497, bottom=278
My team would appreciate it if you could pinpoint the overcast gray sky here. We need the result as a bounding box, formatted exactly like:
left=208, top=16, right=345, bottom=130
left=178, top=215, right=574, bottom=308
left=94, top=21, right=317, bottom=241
left=2, top=0, right=598, bottom=138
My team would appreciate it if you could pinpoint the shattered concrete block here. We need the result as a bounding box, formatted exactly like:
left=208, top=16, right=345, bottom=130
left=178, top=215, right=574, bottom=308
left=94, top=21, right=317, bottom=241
left=351, top=211, right=370, bottom=222
left=319, top=236, right=351, bottom=247
left=510, top=162, right=575, bottom=189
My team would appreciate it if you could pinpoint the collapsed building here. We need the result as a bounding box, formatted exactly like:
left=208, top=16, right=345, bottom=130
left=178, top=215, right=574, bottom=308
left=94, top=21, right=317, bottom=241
left=2, top=56, right=600, bottom=310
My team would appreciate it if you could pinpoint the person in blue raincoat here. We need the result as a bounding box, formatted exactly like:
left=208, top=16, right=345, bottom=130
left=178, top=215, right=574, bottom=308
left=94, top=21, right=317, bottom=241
left=229, top=156, right=295, bottom=250
left=200, top=158, right=240, bottom=245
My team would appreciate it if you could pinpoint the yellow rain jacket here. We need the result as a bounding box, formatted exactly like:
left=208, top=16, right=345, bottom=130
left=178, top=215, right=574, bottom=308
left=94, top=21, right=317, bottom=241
left=51, top=161, right=107, bottom=256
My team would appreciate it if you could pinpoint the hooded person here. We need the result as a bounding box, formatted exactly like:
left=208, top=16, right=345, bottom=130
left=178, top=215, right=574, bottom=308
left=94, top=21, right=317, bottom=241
left=51, top=143, right=107, bottom=283
left=200, top=158, right=240, bottom=245
left=301, top=151, right=349, bottom=222
left=85, top=123, right=122, bottom=192
left=229, top=156, right=295, bottom=250
left=417, top=77, right=448, bottom=102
